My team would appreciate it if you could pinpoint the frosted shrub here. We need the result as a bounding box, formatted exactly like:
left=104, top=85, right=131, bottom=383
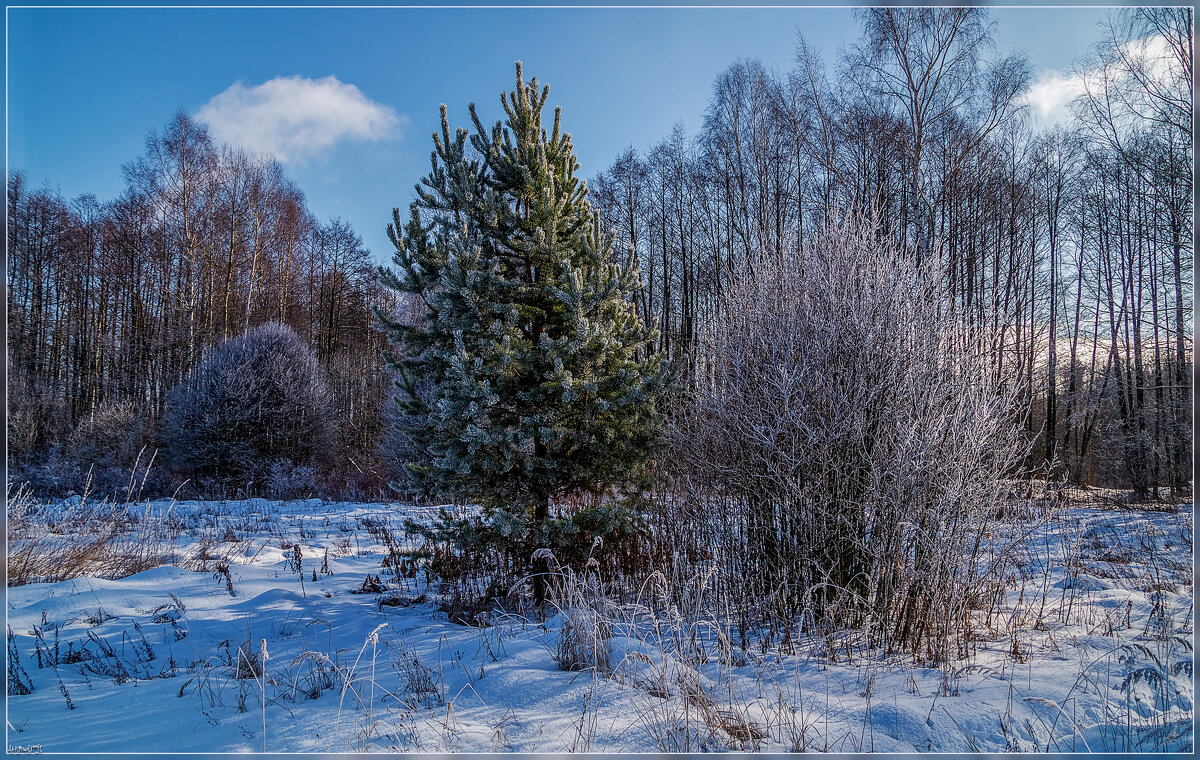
left=10, top=401, right=158, bottom=499
left=10, top=445, right=81, bottom=498
left=6, top=361, right=71, bottom=465
left=678, top=220, right=1025, bottom=660
left=161, top=323, right=333, bottom=492
left=64, top=399, right=162, bottom=497
left=69, top=399, right=145, bottom=469
left=267, top=461, right=320, bottom=500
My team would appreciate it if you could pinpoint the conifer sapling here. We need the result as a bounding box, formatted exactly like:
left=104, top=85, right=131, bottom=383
left=378, top=63, right=666, bottom=602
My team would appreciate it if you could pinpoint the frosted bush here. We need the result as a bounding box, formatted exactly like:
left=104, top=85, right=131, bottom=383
left=161, top=323, right=333, bottom=492
left=677, top=219, right=1025, bottom=660
left=267, top=461, right=320, bottom=500
left=69, top=399, right=145, bottom=469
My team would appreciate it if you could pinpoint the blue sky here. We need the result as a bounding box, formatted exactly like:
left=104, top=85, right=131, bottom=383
left=7, top=6, right=1114, bottom=262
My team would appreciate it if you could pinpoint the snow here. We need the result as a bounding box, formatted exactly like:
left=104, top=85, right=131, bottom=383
left=5, top=498, right=1193, bottom=752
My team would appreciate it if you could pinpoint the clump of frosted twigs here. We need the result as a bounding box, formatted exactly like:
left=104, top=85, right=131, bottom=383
left=667, top=221, right=1030, bottom=664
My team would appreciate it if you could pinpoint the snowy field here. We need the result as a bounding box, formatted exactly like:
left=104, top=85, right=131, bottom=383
left=5, top=496, right=1193, bottom=753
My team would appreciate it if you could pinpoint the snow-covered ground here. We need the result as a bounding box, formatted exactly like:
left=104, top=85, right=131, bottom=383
left=5, top=497, right=1193, bottom=752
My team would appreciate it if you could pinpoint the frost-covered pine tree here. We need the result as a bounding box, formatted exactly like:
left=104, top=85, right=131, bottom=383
left=379, top=63, right=665, bottom=600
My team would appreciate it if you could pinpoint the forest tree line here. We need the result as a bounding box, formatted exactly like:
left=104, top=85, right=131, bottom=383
left=590, top=8, right=1193, bottom=498
left=6, top=7, right=1192, bottom=502
left=7, top=111, right=397, bottom=496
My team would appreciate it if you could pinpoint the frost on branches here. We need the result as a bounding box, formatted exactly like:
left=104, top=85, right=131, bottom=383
left=676, top=220, right=1026, bottom=659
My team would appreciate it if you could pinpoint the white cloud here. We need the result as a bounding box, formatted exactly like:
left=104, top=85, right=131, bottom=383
left=197, top=75, right=404, bottom=163
left=1021, top=70, right=1088, bottom=126
left=1021, top=34, right=1184, bottom=127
